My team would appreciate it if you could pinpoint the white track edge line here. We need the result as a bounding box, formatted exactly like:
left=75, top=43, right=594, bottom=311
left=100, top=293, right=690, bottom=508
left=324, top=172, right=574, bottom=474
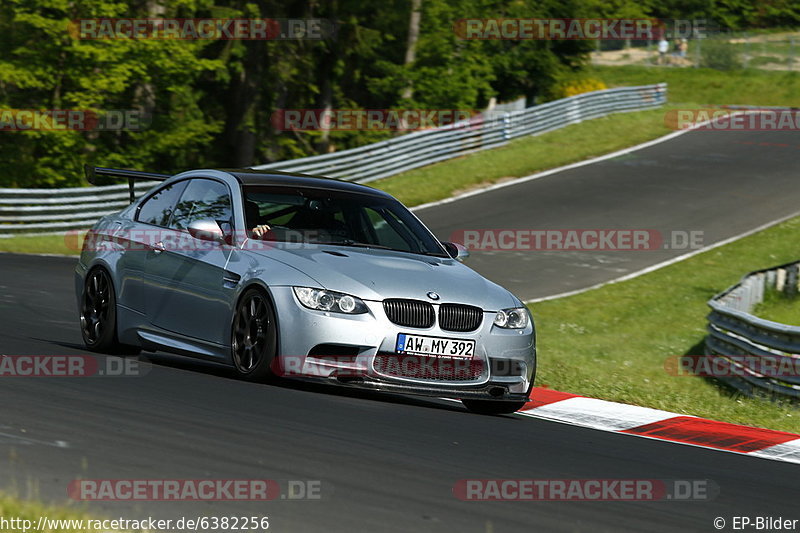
left=411, top=121, right=697, bottom=213
left=524, top=207, right=800, bottom=304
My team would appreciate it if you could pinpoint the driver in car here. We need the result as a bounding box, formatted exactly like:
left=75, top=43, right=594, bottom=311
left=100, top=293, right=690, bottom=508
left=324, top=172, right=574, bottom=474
left=247, top=198, right=346, bottom=242
left=244, top=199, right=271, bottom=239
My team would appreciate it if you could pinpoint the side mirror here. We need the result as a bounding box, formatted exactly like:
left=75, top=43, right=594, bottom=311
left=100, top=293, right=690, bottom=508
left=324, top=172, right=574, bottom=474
left=441, top=241, right=469, bottom=262
left=188, top=219, right=224, bottom=243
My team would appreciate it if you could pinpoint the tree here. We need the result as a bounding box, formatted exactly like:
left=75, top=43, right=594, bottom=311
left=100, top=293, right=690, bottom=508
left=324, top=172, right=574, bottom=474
left=0, top=0, right=223, bottom=187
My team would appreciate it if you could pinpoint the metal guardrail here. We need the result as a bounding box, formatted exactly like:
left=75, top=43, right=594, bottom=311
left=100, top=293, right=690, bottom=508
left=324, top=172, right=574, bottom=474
left=0, top=84, right=666, bottom=236
left=253, top=84, right=667, bottom=182
left=0, top=182, right=155, bottom=235
left=705, top=261, right=800, bottom=398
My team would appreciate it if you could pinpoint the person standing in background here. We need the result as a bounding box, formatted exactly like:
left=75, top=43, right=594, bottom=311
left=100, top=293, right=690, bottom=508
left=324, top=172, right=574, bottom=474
left=658, top=38, right=670, bottom=64
left=678, top=38, right=688, bottom=58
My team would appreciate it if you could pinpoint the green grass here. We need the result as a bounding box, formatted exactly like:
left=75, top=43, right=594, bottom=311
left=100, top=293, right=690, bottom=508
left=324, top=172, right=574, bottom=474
left=589, top=65, right=800, bottom=107
left=530, top=215, right=800, bottom=433
left=4, top=67, right=799, bottom=255
left=2, top=63, right=799, bottom=519
left=749, top=55, right=785, bottom=67
left=0, top=233, right=83, bottom=256
left=1, top=66, right=798, bottom=432
left=374, top=66, right=800, bottom=207
left=0, top=493, right=133, bottom=532
left=753, top=287, right=800, bottom=326
left=742, top=42, right=794, bottom=54
left=373, top=106, right=674, bottom=207
left=1, top=105, right=676, bottom=255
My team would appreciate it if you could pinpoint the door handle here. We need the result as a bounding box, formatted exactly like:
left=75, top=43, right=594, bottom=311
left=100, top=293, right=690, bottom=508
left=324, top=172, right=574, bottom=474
left=152, top=241, right=166, bottom=254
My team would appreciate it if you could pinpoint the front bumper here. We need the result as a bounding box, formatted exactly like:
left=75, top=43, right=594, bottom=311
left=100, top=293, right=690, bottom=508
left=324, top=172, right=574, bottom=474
left=270, top=287, right=536, bottom=401
left=321, top=378, right=531, bottom=402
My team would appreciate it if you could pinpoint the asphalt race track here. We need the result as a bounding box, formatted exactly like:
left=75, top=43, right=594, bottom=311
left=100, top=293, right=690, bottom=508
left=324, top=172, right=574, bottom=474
left=418, top=128, right=800, bottom=300
left=2, top=128, right=800, bottom=531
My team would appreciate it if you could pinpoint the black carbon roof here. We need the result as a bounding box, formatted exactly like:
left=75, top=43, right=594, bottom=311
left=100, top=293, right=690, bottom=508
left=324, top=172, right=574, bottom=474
left=222, top=168, right=391, bottom=198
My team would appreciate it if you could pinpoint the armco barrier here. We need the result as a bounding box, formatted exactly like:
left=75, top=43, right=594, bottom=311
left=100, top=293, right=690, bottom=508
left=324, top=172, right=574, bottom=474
left=0, top=84, right=666, bottom=236
left=252, top=84, right=667, bottom=182
left=705, top=261, right=800, bottom=398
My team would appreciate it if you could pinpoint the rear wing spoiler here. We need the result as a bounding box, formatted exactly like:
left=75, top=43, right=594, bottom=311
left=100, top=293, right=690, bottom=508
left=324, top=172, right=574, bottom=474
left=84, top=165, right=170, bottom=203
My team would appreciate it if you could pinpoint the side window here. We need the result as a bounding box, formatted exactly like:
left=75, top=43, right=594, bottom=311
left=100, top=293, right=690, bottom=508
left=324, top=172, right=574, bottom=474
left=137, top=181, right=187, bottom=227
left=170, top=179, right=233, bottom=232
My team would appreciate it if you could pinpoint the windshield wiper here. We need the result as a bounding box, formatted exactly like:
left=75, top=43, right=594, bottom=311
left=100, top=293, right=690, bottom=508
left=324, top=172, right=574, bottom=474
left=316, top=240, right=394, bottom=250
left=319, top=240, right=448, bottom=257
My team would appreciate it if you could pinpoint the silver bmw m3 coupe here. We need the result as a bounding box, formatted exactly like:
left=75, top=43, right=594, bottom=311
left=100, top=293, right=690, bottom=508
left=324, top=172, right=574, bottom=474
left=75, top=167, right=536, bottom=414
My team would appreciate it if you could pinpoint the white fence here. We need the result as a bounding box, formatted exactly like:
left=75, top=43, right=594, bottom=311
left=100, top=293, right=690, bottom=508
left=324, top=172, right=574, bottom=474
left=0, top=84, right=666, bottom=236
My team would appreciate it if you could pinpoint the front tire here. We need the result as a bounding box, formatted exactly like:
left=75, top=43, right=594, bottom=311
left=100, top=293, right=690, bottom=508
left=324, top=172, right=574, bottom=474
left=461, top=399, right=527, bottom=415
left=231, top=288, right=278, bottom=382
left=80, top=268, right=140, bottom=355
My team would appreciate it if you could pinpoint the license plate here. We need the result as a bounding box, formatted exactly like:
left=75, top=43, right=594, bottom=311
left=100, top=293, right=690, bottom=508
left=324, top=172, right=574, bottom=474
left=396, top=333, right=475, bottom=358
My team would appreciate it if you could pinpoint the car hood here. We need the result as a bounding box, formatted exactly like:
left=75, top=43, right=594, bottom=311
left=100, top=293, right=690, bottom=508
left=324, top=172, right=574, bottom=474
left=247, top=244, right=518, bottom=310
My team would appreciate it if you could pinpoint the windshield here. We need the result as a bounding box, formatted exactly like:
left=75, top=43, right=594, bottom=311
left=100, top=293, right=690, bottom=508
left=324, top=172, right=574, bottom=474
left=242, top=185, right=447, bottom=257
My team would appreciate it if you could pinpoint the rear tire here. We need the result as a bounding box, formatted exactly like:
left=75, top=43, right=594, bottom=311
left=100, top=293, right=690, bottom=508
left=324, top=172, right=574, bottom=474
left=231, top=288, right=278, bottom=382
left=80, top=268, right=140, bottom=356
left=461, top=399, right=526, bottom=415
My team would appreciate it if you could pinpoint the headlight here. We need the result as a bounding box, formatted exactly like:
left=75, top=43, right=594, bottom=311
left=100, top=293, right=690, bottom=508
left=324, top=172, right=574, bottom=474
left=293, top=287, right=368, bottom=314
left=493, top=307, right=529, bottom=329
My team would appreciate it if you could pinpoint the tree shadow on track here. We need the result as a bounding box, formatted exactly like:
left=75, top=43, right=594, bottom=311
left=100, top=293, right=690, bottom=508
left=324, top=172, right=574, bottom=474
left=134, top=351, right=472, bottom=415
left=34, top=341, right=521, bottom=417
